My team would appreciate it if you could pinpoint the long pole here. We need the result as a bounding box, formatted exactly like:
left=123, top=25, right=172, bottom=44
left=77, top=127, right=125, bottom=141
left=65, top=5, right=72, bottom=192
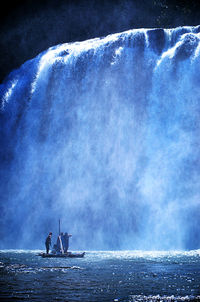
left=58, top=219, right=64, bottom=254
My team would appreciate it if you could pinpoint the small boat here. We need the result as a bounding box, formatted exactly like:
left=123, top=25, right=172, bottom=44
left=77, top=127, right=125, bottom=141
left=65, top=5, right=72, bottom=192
left=40, top=219, right=85, bottom=259
left=38, top=252, right=85, bottom=258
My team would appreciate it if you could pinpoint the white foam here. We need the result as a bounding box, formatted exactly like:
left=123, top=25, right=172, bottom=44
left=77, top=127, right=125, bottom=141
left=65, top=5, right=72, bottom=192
left=1, top=79, right=18, bottom=110
left=129, top=294, right=200, bottom=301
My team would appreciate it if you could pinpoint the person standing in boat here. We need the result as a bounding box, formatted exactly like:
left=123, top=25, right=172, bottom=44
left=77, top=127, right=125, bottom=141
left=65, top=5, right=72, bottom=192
left=45, top=232, right=52, bottom=254
left=62, top=232, right=72, bottom=253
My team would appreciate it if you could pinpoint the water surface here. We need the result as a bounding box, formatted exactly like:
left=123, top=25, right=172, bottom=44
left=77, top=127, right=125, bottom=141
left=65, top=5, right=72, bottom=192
left=0, top=250, right=200, bottom=301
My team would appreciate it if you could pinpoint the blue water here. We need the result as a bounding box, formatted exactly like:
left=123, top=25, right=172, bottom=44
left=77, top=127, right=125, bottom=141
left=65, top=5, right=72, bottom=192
left=0, top=250, right=200, bottom=301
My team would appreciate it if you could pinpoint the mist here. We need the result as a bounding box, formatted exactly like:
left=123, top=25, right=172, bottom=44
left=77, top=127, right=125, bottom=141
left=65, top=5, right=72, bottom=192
left=0, top=25, right=200, bottom=250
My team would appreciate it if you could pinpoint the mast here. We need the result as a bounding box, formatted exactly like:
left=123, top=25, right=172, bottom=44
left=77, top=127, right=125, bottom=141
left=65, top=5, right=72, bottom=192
left=58, top=219, right=64, bottom=254
left=59, top=219, right=61, bottom=235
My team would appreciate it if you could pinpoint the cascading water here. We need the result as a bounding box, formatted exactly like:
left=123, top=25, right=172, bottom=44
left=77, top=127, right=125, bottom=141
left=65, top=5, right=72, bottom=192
left=1, top=25, right=200, bottom=250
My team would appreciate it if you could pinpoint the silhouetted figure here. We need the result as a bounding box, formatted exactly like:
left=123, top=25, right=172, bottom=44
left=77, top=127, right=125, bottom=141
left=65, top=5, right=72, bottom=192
left=45, top=232, right=52, bottom=254
left=51, top=232, right=72, bottom=254
left=62, top=232, right=72, bottom=253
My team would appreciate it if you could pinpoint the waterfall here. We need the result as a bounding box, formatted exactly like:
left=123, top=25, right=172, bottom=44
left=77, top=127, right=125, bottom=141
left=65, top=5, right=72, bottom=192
left=1, top=25, right=200, bottom=250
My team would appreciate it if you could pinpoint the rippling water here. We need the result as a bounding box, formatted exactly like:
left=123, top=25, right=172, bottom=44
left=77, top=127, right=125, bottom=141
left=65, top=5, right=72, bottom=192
left=0, top=250, right=200, bottom=301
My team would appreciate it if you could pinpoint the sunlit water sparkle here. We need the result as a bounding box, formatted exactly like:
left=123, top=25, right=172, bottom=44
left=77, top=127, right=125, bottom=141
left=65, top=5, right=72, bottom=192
left=0, top=250, right=200, bottom=301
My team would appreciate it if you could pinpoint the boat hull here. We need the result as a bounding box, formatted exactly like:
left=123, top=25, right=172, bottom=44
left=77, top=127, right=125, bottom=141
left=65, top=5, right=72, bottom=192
left=38, top=252, right=85, bottom=258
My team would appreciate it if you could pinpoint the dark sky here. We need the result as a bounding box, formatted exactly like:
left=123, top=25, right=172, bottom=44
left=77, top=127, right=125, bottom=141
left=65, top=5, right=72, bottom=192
left=0, top=0, right=200, bottom=83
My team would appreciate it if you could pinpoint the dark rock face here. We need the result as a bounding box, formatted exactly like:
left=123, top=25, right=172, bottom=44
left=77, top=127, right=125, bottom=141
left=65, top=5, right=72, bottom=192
left=1, top=0, right=200, bottom=83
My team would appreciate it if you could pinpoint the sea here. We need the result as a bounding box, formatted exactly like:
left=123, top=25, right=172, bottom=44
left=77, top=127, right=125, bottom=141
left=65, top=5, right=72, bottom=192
left=0, top=250, right=200, bottom=301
